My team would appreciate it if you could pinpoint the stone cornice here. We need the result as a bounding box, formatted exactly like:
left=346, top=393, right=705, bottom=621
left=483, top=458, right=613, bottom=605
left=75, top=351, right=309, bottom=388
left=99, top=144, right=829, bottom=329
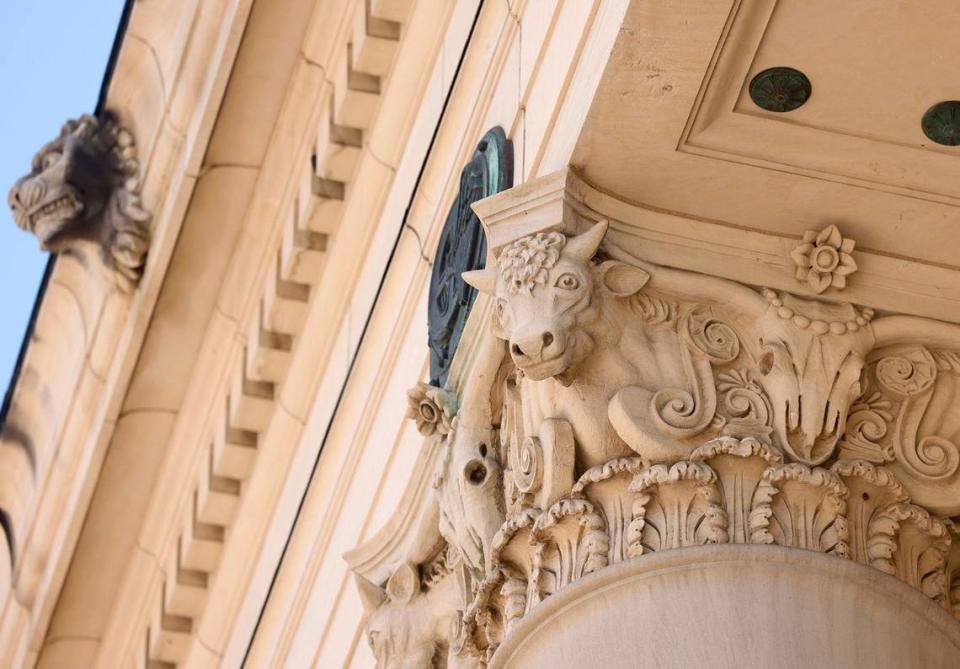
left=474, top=168, right=960, bottom=323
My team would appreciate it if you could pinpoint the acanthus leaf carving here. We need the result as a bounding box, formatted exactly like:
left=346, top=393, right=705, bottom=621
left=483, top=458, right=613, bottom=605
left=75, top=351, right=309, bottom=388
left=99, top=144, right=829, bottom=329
left=830, top=460, right=908, bottom=565
left=530, top=498, right=608, bottom=599
left=691, top=437, right=781, bottom=544
left=749, top=463, right=850, bottom=557
left=867, top=502, right=950, bottom=603
left=626, top=461, right=728, bottom=557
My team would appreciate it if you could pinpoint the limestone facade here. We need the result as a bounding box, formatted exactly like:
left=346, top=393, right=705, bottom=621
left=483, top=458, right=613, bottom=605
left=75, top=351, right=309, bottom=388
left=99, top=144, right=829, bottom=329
left=2, top=1, right=960, bottom=668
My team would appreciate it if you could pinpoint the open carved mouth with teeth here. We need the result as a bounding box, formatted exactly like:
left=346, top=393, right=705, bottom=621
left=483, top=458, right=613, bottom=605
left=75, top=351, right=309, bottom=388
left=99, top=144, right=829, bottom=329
left=31, top=193, right=82, bottom=223
left=29, top=193, right=85, bottom=245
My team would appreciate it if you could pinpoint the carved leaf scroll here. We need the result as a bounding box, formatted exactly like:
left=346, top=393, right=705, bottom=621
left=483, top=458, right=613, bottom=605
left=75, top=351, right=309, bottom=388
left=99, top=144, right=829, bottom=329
left=530, top=499, right=609, bottom=600
left=868, top=502, right=950, bottom=603
left=651, top=307, right=739, bottom=440
left=627, top=461, right=728, bottom=557
left=879, top=347, right=960, bottom=482
left=750, top=464, right=849, bottom=557
left=691, top=438, right=781, bottom=544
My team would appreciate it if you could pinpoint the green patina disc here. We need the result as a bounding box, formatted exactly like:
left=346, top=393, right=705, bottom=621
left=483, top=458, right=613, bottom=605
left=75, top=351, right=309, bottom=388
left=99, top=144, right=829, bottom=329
left=922, top=101, right=960, bottom=146
left=749, top=67, right=811, bottom=113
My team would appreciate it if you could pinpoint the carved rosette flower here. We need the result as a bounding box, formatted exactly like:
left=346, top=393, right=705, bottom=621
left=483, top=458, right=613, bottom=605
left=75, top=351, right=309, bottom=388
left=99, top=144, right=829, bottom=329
left=790, top=224, right=857, bottom=293
left=406, top=382, right=457, bottom=437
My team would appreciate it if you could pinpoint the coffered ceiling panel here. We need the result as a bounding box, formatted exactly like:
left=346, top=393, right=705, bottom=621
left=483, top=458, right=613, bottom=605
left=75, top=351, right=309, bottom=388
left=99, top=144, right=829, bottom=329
left=686, top=0, right=960, bottom=201
left=572, top=0, right=960, bottom=278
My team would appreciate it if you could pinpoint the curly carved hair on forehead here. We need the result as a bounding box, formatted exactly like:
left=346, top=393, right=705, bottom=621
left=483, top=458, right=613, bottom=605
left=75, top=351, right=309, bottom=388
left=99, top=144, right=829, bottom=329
left=497, top=231, right=566, bottom=295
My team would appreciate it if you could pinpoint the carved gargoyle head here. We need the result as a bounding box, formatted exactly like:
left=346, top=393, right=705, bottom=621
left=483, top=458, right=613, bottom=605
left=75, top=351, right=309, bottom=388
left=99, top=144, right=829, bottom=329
left=8, top=113, right=150, bottom=288
left=464, top=221, right=649, bottom=382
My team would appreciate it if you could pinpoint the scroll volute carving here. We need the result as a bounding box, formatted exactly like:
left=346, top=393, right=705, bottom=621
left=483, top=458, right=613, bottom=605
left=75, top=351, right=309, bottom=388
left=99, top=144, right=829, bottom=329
left=846, top=346, right=960, bottom=514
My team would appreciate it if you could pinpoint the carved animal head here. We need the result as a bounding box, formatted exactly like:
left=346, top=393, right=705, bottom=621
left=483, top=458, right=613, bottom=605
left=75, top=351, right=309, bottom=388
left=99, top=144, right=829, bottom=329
left=434, top=421, right=505, bottom=574
left=357, top=563, right=469, bottom=669
left=464, top=221, right=649, bottom=382
left=755, top=294, right=873, bottom=464
left=8, top=113, right=150, bottom=288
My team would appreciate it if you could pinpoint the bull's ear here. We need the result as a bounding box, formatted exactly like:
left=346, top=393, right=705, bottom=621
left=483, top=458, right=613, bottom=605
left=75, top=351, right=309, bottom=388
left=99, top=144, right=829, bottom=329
left=564, top=220, right=609, bottom=261
left=386, top=562, right=419, bottom=604
left=599, top=260, right=649, bottom=297
left=462, top=268, right=497, bottom=295
left=355, top=574, right=388, bottom=614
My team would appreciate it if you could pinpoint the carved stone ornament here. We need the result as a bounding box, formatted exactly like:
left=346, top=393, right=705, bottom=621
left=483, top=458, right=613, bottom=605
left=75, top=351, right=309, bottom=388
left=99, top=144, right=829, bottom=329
left=356, top=216, right=960, bottom=667
left=8, top=113, right=150, bottom=289
left=790, top=224, right=857, bottom=294
left=407, top=382, right=458, bottom=438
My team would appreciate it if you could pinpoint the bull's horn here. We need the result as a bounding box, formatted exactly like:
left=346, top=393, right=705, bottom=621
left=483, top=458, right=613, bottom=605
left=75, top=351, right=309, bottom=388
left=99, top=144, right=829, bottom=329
left=872, top=315, right=960, bottom=350
left=354, top=573, right=387, bottom=614
left=565, top=220, right=609, bottom=261
left=462, top=268, right=497, bottom=295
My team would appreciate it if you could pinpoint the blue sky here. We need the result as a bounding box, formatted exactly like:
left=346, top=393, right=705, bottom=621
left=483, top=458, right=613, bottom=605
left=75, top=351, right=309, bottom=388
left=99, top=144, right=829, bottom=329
left=0, top=1, right=126, bottom=394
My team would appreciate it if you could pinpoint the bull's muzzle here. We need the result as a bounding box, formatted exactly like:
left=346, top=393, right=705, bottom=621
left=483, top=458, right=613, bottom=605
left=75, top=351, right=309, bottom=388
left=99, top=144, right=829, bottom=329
left=510, top=330, right=570, bottom=379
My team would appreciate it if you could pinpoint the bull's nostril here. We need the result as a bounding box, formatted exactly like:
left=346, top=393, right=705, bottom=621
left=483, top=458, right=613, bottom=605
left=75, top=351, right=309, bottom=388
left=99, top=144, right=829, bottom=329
left=542, top=332, right=554, bottom=348
left=512, top=343, right=524, bottom=357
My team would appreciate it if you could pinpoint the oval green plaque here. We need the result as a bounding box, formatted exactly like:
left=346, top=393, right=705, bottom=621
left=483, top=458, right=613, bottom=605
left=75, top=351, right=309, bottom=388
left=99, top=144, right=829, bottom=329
left=922, top=101, right=960, bottom=146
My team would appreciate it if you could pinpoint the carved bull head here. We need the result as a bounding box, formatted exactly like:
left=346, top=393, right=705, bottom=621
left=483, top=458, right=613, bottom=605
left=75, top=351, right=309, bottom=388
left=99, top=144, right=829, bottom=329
left=357, top=563, right=477, bottom=668
left=357, top=563, right=442, bottom=668
left=463, top=221, right=649, bottom=382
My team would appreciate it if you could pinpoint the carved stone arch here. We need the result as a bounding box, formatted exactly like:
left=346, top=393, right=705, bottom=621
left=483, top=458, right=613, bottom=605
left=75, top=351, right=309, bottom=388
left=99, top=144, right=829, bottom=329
left=428, top=126, right=514, bottom=387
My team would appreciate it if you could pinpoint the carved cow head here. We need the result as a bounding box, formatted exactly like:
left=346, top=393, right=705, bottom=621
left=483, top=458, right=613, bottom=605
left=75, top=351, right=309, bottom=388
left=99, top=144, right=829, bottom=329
left=357, top=563, right=440, bottom=668
left=357, top=563, right=476, bottom=669
left=463, top=221, right=649, bottom=382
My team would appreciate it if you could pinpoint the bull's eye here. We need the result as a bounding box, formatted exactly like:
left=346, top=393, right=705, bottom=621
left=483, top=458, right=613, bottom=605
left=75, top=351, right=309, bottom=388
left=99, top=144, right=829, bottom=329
left=496, top=299, right=506, bottom=318
left=555, top=273, right=580, bottom=290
